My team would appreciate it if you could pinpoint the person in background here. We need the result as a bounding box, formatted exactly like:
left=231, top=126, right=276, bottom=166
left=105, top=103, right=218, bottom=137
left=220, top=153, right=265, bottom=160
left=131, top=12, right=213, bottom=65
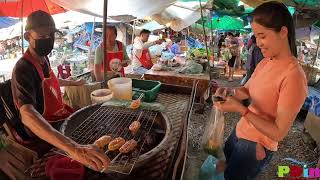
left=132, top=29, right=162, bottom=75
left=227, top=32, right=239, bottom=82
left=214, top=2, right=307, bottom=179
left=10, top=10, right=110, bottom=173
left=170, top=38, right=183, bottom=56
left=240, top=35, right=264, bottom=85
left=94, top=25, right=129, bottom=81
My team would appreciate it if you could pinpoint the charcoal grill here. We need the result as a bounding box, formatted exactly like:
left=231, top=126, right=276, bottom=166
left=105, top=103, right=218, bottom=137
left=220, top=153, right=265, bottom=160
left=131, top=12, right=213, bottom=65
left=61, top=104, right=171, bottom=175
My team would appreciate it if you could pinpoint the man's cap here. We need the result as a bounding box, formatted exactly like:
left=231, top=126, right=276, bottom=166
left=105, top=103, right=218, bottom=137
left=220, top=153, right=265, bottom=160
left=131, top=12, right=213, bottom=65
left=25, top=10, right=60, bottom=33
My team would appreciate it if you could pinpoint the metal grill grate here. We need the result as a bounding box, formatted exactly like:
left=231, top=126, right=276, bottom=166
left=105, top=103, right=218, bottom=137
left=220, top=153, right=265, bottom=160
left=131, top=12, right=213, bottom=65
left=70, top=106, right=158, bottom=174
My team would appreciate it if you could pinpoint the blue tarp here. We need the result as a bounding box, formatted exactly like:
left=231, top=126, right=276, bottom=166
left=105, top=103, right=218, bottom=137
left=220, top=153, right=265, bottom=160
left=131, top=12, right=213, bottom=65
left=0, top=17, right=19, bottom=29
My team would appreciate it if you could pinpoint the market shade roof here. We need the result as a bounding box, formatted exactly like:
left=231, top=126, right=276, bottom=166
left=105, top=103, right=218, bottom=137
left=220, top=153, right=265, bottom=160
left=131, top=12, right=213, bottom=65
left=197, top=15, right=244, bottom=30
left=51, top=0, right=209, bottom=31
left=0, top=17, right=19, bottom=28
left=0, top=0, right=66, bottom=17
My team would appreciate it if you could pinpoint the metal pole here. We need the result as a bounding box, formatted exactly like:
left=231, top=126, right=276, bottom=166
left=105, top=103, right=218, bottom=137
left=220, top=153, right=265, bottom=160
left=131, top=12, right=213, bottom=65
left=131, top=20, right=136, bottom=61
left=103, top=0, right=108, bottom=82
left=88, top=17, right=96, bottom=71
left=198, top=0, right=213, bottom=78
left=20, top=0, right=24, bottom=54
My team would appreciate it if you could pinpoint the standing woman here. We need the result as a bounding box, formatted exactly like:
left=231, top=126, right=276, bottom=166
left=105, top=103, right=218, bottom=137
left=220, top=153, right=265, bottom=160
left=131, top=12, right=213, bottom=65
left=215, top=1, right=307, bottom=179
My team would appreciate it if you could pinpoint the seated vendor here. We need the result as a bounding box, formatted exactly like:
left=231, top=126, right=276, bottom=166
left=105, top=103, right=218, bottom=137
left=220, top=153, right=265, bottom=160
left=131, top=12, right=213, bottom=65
left=94, top=25, right=129, bottom=81
left=10, top=11, right=110, bottom=173
left=170, top=38, right=183, bottom=56
left=132, top=29, right=162, bottom=75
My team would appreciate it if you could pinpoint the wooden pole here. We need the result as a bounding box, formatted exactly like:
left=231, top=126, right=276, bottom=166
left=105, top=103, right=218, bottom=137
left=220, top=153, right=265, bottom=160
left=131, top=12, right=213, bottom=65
left=103, top=0, right=108, bottom=82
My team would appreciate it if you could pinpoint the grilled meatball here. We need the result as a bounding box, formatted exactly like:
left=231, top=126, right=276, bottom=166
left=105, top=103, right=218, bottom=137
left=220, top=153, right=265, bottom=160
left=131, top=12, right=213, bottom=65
left=94, top=135, right=112, bottom=149
left=108, top=137, right=126, bottom=151
left=119, top=139, right=138, bottom=154
left=129, top=121, right=141, bottom=134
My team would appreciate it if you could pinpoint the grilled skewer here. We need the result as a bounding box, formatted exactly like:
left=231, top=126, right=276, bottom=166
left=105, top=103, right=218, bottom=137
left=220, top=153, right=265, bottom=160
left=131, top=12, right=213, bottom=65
left=119, top=139, right=138, bottom=154
left=129, top=111, right=143, bottom=135
left=107, top=137, right=126, bottom=152
left=94, top=135, right=112, bottom=149
left=130, top=93, right=143, bottom=110
left=110, top=139, right=138, bottom=164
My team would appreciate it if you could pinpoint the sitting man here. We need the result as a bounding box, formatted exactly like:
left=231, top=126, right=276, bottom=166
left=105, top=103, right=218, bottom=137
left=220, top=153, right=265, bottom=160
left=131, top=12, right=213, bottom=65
left=10, top=10, right=110, bottom=172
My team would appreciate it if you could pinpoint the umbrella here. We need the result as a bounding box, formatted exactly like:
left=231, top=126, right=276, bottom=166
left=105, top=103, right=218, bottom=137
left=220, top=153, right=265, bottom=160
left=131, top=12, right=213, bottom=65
left=207, top=16, right=244, bottom=30
left=0, top=17, right=19, bottom=28
left=0, top=0, right=66, bottom=17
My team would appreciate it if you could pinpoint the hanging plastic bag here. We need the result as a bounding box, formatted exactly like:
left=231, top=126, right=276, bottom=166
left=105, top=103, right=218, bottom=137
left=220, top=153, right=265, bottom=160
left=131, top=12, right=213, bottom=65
left=202, top=105, right=225, bottom=158
left=199, top=155, right=225, bottom=180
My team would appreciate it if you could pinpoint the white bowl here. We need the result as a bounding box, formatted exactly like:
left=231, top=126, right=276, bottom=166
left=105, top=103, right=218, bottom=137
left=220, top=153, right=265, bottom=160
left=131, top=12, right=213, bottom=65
left=91, top=89, right=113, bottom=104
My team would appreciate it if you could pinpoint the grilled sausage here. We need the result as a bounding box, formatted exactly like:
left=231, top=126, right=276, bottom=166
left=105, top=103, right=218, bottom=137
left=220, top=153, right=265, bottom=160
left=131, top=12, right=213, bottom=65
left=119, top=139, right=138, bottom=154
left=94, top=135, right=112, bottom=149
left=129, top=121, right=141, bottom=134
left=108, top=137, right=126, bottom=151
left=130, top=99, right=141, bottom=110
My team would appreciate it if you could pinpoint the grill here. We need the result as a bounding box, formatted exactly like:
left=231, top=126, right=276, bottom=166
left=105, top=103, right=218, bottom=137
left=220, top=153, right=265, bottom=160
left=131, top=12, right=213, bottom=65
left=62, top=105, right=171, bottom=175
left=25, top=89, right=192, bottom=179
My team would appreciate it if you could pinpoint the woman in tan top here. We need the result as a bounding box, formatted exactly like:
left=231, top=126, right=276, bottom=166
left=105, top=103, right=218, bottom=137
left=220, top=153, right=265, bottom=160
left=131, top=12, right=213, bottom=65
left=214, top=2, right=307, bottom=179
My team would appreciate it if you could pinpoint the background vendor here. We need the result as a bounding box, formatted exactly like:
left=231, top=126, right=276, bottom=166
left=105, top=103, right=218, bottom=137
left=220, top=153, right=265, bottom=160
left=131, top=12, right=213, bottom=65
left=94, top=25, right=129, bottom=81
left=132, top=29, right=162, bottom=75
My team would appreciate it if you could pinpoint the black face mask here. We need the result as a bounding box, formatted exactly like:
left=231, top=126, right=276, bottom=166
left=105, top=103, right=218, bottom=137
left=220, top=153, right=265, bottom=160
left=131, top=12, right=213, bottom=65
left=33, top=37, right=54, bottom=56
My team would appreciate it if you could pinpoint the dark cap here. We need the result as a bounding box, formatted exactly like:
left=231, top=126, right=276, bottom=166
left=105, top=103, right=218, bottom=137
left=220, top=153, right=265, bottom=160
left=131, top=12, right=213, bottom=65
left=25, top=10, right=59, bottom=33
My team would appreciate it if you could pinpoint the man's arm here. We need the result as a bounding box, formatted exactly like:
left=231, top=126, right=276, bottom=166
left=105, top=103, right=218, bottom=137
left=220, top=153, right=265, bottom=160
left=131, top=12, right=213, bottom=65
left=19, top=104, right=110, bottom=172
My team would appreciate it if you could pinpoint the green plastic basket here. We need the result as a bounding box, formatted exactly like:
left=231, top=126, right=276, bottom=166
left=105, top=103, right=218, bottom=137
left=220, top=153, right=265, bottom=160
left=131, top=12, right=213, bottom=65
left=132, top=79, right=161, bottom=102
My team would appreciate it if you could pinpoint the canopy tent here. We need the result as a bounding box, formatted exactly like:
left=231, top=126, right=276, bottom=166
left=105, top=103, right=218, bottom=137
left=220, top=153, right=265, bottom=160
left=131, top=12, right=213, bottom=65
left=51, top=0, right=210, bottom=32
left=137, top=21, right=166, bottom=32
left=0, top=0, right=66, bottom=17
left=0, top=17, right=19, bottom=29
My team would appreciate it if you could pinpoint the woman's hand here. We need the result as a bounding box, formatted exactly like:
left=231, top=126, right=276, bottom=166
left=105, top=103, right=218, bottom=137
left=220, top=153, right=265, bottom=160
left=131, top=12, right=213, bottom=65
left=214, top=87, right=235, bottom=99
left=214, top=96, right=246, bottom=113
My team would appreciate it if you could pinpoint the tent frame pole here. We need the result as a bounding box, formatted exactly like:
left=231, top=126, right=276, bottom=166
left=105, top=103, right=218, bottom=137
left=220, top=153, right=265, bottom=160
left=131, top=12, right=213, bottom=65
left=20, top=0, right=24, bottom=54
left=198, top=0, right=213, bottom=80
left=103, top=0, right=108, bottom=82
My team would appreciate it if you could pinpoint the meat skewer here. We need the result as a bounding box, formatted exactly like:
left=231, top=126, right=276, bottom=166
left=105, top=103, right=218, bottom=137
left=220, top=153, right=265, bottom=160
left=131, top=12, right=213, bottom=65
left=130, top=93, right=144, bottom=110
left=111, top=139, right=138, bottom=163
left=129, top=111, right=143, bottom=135
left=119, top=139, right=138, bottom=154
left=106, top=137, right=126, bottom=153
left=93, top=135, right=112, bottom=149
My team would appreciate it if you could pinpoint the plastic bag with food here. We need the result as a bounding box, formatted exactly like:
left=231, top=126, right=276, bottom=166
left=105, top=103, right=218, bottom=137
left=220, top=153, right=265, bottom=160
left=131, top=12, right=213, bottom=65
left=202, top=106, right=225, bottom=158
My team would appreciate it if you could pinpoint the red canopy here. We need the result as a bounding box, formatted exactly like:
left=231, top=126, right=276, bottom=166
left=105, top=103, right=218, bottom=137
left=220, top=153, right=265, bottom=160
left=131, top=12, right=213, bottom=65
left=0, top=0, right=67, bottom=17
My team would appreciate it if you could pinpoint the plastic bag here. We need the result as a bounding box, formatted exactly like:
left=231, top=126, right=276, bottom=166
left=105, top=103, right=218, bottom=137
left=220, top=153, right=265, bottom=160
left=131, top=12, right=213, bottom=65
left=199, top=155, right=225, bottom=180
left=202, top=106, right=225, bottom=157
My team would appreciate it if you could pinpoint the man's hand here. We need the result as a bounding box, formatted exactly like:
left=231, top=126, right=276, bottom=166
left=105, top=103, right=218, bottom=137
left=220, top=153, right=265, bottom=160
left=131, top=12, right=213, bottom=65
left=155, top=40, right=163, bottom=45
left=67, top=144, right=110, bottom=172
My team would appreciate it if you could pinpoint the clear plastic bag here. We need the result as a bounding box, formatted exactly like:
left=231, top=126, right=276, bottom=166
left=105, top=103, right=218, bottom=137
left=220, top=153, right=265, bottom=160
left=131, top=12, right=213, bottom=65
left=202, top=106, right=225, bottom=157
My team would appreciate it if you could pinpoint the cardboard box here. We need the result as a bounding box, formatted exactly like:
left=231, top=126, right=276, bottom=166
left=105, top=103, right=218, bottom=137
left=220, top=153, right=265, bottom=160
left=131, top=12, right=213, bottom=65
left=304, top=112, right=320, bottom=144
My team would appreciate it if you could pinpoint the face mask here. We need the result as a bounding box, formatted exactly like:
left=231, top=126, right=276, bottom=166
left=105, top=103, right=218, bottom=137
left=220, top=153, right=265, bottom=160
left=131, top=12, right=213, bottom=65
left=32, top=37, right=54, bottom=56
